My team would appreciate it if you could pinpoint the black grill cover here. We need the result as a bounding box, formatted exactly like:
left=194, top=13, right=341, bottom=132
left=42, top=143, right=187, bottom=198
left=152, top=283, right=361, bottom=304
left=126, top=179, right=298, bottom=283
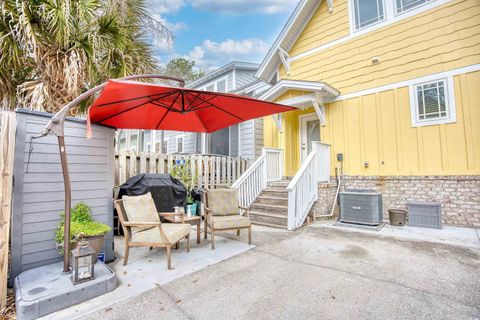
left=117, top=174, right=187, bottom=212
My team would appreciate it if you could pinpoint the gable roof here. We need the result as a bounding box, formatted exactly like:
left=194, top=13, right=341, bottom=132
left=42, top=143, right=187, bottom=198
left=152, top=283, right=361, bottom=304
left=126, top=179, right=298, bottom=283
left=187, top=61, right=259, bottom=89
left=255, top=0, right=322, bottom=82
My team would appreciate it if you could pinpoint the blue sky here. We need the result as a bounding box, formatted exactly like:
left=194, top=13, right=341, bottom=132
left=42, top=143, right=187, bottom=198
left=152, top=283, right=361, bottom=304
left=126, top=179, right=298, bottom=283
left=146, top=0, right=298, bottom=70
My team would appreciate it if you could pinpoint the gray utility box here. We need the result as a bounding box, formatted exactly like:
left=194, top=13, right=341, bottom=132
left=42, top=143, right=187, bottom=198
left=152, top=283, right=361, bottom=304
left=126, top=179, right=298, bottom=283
left=408, top=202, right=442, bottom=229
left=339, top=190, right=383, bottom=226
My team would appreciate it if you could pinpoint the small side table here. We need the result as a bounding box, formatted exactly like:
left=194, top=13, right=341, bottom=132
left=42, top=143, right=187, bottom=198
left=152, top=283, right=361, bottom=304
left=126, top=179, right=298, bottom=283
left=162, top=215, right=202, bottom=244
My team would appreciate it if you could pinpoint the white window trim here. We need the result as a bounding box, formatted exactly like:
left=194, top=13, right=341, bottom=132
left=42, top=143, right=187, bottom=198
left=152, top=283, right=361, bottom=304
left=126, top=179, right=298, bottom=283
left=409, top=77, right=456, bottom=127
left=176, top=135, right=184, bottom=153
left=162, top=140, right=169, bottom=154
left=394, top=0, right=436, bottom=16
left=200, top=75, right=229, bottom=93
left=350, top=0, right=387, bottom=32
left=348, top=0, right=444, bottom=34
left=290, top=0, right=452, bottom=63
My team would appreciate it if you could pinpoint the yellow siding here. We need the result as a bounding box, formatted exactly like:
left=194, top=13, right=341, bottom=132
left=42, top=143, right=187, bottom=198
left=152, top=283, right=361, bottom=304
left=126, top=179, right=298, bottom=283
left=289, top=0, right=350, bottom=57
left=266, top=71, right=480, bottom=176
left=282, top=0, right=480, bottom=95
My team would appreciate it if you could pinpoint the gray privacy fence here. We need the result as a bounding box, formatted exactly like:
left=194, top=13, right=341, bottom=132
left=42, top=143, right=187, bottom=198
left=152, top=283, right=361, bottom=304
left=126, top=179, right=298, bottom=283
left=10, top=109, right=115, bottom=284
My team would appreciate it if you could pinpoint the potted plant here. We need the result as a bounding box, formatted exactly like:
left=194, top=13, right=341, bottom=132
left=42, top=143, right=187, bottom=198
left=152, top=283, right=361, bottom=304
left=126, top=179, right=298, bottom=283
left=55, top=202, right=111, bottom=260
left=170, top=160, right=198, bottom=215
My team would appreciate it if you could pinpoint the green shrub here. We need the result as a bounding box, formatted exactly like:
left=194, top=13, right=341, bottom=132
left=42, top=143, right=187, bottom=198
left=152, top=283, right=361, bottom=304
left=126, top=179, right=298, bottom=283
left=55, top=202, right=111, bottom=245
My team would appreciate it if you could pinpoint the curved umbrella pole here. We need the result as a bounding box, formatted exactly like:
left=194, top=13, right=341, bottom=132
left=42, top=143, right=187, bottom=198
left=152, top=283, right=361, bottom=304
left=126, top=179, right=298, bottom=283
left=35, top=75, right=185, bottom=273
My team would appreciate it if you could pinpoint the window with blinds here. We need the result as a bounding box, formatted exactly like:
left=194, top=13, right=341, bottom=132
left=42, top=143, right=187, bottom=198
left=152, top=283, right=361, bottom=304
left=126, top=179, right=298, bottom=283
left=353, top=0, right=385, bottom=30
left=415, top=80, right=448, bottom=122
left=396, top=0, right=434, bottom=14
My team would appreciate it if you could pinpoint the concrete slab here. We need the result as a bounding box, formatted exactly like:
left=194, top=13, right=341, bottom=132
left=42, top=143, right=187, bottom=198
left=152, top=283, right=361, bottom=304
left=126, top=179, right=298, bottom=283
left=15, top=261, right=116, bottom=320
left=84, top=225, right=480, bottom=320
left=44, top=229, right=254, bottom=320
left=315, top=220, right=480, bottom=249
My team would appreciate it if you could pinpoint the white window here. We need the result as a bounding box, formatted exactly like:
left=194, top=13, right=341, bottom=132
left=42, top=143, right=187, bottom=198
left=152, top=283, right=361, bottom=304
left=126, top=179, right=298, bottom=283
left=217, top=79, right=227, bottom=93
left=161, top=140, right=168, bottom=154
left=352, top=0, right=385, bottom=30
left=202, top=76, right=229, bottom=93
left=349, top=0, right=443, bottom=34
left=396, top=0, right=435, bottom=14
left=409, top=78, right=456, bottom=127
left=176, top=136, right=184, bottom=153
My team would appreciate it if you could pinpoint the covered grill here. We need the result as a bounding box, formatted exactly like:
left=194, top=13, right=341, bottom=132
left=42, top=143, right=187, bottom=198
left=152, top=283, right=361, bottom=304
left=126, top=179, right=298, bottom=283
left=117, top=174, right=187, bottom=213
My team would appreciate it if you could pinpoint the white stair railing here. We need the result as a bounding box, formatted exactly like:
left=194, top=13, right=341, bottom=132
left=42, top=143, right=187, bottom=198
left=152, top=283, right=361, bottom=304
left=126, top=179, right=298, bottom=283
left=231, top=154, right=267, bottom=209
left=263, top=148, right=283, bottom=182
left=231, top=148, right=284, bottom=209
left=287, top=142, right=330, bottom=230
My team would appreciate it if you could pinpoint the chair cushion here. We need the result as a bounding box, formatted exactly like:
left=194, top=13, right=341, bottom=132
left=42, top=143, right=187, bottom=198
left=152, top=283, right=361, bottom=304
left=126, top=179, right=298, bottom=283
left=209, top=215, right=251, bottom=229
left=207, top=189, right=239, bottom=216
left=131, top=224, right=190, bottom=244
left=122, top=193, right=160, bottom=232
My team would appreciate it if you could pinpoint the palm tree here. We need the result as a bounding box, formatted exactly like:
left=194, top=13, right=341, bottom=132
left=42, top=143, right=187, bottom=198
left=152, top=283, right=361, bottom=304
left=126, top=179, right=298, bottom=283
left=0, top=0, right=171, bottom=113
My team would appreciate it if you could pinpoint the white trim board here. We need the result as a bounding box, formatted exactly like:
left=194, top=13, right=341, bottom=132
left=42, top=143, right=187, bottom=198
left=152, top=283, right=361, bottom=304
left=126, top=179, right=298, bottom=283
left=332, top=64, right=480, bottom=102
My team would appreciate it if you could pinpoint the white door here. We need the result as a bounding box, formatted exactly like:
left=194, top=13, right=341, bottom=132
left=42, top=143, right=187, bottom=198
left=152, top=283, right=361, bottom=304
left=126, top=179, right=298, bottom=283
left=299, top=114, right=320, bottom=162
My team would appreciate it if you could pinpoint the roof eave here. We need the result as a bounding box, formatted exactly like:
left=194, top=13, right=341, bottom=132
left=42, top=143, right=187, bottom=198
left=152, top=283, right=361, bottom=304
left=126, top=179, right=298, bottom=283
left=259, top=80, right=340, bottom=103
left=255, top=0, right=321, bottom=82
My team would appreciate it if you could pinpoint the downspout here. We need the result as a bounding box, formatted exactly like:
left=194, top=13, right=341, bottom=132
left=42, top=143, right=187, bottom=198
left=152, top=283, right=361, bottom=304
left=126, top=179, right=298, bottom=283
left=35, top=74, right=185, bottom=273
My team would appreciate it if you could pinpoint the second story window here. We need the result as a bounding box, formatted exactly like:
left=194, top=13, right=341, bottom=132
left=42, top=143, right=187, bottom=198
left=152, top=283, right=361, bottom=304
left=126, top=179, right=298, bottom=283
left=396, top=0, right=434, bottom=14
left=353, top=0, right=385, bottom=30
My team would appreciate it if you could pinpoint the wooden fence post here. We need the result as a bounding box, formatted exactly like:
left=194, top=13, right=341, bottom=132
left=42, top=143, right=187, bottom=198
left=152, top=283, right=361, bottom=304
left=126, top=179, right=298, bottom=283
left=0, top=111, right=16, bottom=308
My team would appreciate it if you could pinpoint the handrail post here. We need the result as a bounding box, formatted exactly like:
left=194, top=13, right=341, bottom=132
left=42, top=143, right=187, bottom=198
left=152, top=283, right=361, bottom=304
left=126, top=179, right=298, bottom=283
left=261, top=149, right=268, bottom=189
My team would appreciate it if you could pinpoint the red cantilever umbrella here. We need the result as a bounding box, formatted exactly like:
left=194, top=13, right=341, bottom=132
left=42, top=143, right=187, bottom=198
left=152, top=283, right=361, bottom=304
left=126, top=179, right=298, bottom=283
left=88, top=79, right=295, bottom=132
left=41, top=75, right=294, bottom=274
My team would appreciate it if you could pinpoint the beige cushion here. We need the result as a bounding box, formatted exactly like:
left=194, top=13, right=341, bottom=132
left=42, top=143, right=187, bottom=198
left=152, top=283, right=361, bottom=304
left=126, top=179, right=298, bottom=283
left=209, top=215, right=251, bottom=229
left=132, top=224, right=190, bottom=244
left=207, top=189, right=239, bottom=216
left=122, top=193, right=160, bottom=233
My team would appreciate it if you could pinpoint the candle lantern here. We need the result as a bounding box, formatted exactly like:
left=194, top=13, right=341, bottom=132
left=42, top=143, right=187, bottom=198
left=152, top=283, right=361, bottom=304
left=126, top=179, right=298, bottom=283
left=70, top=238, right=96, bottom=285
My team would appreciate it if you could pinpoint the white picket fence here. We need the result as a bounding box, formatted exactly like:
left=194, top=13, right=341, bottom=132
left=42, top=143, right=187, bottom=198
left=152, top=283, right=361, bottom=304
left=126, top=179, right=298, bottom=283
left=115, top=152, right=249, bottom=189
left=231, top=148, right=283, bottom=209
left=287, top=142, right=331, bottom=230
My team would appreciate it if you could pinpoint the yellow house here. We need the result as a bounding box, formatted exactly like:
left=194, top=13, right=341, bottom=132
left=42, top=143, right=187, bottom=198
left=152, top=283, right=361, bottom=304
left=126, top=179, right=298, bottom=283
left=251, top=0, right=480, bottom=229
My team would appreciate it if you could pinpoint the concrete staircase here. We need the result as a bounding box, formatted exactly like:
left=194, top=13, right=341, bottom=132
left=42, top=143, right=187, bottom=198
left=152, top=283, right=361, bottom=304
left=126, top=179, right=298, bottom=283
left=249, top=179, right=291, bottom=229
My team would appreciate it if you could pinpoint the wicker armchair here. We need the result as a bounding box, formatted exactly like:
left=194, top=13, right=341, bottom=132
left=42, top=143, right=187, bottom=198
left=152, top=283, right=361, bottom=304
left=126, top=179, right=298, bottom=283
left=114, top=192, right=191, bottom=269
left=204, top=189, right=252, bottom=250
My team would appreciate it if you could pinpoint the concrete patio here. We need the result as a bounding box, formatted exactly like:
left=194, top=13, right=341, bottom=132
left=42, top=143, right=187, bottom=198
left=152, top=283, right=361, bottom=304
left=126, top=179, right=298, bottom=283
left=43, top=229, right=254, bottom=319
left=83, top=223, right=480, bottom=320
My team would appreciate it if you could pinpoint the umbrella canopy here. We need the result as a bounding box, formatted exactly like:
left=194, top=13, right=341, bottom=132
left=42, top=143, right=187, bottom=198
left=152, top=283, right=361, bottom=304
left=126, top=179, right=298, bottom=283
left=88, top=79, right=295, bottom=133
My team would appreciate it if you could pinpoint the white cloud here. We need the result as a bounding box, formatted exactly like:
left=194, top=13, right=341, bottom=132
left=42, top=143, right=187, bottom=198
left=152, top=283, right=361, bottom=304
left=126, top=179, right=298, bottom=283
left=146, top=0, right=188, bottom=54
left=148, top=0, right=185, bottom=15
left=189, top=0, right=296, bottom=14
left=187, top=38, right=269, bottom=68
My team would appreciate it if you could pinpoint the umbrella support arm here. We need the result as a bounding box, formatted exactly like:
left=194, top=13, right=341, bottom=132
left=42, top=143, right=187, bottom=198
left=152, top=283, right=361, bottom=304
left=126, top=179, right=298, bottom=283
left=35, top=74, right=185, bottom=273
left=58, top=136, right=72, bottom=273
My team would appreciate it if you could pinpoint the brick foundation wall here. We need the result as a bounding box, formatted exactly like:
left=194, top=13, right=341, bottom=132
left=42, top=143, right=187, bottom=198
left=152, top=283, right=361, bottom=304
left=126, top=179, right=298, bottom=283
left=314, top=175, right=480, bottom=227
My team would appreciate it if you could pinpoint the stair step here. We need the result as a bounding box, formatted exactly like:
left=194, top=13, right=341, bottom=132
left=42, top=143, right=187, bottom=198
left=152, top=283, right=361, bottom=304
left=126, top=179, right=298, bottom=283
left=249, top=211, right=288, bottom=227
left=250, top=203, right=288, bottom=214
left=262, top=189, right=288, bottom=197
left=255, top=196, right=288, bottom=206
left=250, top=220, right=288, bottom=230
left=265, top=185, right=288, bottom=191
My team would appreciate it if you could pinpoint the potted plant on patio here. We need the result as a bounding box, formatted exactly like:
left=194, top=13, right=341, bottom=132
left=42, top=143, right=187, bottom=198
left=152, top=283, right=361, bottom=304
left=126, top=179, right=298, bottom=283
left=55, top=202, right=111, bottom=260
left=170, top=160, right=198, bottom=216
